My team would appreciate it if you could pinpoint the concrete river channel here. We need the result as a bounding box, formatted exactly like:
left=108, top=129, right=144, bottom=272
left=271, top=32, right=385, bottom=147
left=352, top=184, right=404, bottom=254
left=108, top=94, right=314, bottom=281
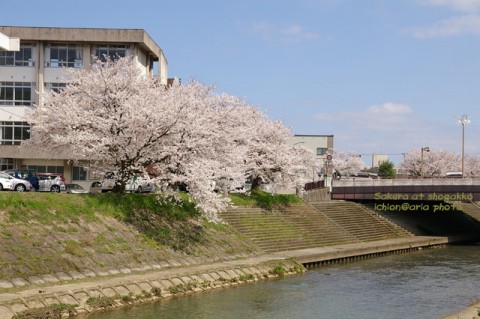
left=81, top=244, right=480, bottom=319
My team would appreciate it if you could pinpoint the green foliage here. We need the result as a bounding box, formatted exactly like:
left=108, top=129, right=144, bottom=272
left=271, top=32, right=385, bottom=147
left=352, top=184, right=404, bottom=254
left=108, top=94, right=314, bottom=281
left=229, top=189, right=301, bottom=210
left=13, top=303, right=76, bottom=318
left=292, top=264, right=306, bottom=273
left=0, top=192, right=200, bottom=226
left=378, top=160, right=396, bottom=178
left=0, top=193, right=97, bottom=224
left=121, top=293, right=134, bottom=302
left=239, top=274, right=255, bottom=281
left=151, top=287, right=162, bottom=297
left=270, top=265, right=286, bottom=276
left=63, top=240, right=85, bottom=257
left=167, top=281, right=199, bottom=294
left=168, top=283, right=186, bottom=294
left=86, top=296, right=116, bottom=309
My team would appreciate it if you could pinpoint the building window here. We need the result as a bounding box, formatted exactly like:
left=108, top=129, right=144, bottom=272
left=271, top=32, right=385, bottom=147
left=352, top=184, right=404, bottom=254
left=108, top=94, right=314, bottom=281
left=72, top=166, right=87, bottom=181
left=46, top=43, right=83, bottom=68
left=0, top=82, right=35, bottom=106
left=45, top=82, right=67, bottom=93
left=0, top=121, right=31, bottom=145
left=0, top=158, right=13, bottom=170
left=94, top=44, right=128, bottom=61
left=317, top=148, right=328, bottom=156
left=25, top=165, right=64, bottom=174
left=0, top=43, right=34, bottom=66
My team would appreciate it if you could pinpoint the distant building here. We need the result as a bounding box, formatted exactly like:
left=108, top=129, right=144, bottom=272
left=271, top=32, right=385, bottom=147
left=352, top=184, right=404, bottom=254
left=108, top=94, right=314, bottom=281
left=0, top=26, right=167, bottom=188
left=372, top=154, right=389, bottom=168
left=291, top=134, right=334, bottom=179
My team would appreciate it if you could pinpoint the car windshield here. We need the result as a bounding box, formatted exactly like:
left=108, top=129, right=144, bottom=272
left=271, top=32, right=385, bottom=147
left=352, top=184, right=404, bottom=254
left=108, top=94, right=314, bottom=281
left=0, top=172, right=12, bottom=179
left=67, top=184, right=83, bottom=189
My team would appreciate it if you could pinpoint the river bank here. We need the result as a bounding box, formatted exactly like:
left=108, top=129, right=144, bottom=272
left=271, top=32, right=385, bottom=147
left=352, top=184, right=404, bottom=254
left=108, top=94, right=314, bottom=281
left=2, top=193, right=480, bottom=318
left=0, top=235, right=455, bottom=319
left=442, top=303, right=480, bottom=319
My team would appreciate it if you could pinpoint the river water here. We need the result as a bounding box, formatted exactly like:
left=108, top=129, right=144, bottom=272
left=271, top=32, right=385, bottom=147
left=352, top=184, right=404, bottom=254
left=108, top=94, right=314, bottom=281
left=82, top=244, right=480, bottom=319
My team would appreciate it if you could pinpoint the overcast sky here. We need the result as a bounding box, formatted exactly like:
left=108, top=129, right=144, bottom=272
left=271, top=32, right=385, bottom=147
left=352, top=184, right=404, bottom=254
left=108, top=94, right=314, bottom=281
left=1, top=0, right=479, bottom=165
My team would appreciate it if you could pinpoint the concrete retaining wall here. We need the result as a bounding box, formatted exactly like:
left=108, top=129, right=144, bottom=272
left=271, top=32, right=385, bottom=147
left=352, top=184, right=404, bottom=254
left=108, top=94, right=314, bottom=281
left=0, top=260, right=301, bottom=319
left=302, top=188, right=330, bottom=202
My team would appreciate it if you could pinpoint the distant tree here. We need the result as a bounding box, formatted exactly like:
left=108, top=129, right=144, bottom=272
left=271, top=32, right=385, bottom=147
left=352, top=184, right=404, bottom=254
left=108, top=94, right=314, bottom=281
left=464, top=155, right=480, bottom=177
left=378, top=160, right=395, bottom=178
left=332, top=151, right=365, bottom=177
left=400, top=149, right=461, bottom=177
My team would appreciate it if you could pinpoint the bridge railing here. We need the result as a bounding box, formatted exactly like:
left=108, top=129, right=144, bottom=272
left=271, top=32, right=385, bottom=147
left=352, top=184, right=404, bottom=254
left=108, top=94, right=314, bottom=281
left=333, top=178, right=480, bottom=187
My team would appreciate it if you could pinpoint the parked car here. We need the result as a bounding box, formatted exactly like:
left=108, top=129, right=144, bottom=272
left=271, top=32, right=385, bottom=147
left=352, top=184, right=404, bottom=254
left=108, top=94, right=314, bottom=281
left=0, top=172, right=14, bottom=191
left=66, top=183, right=89, bottom=194
left=89, top=181, right=103, bottom=193
left=36, top=172, right=66, bottom=192
left=101, top=171, right=154, bottom=193
left=125, top=176, right=155, bottom=193
left=0, top=172, right=33, bottom=192
left=2, top=169, right=39, bottom=190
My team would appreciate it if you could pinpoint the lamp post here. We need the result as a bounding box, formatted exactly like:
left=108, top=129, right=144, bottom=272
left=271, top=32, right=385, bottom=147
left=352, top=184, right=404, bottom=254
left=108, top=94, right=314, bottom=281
left=420, top=147, right=430, bottom=178
left=457, top=115, right=470, bottom=178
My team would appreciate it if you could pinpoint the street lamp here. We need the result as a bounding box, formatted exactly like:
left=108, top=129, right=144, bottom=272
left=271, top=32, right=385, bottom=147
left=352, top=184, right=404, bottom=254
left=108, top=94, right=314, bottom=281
left=457, top=115, right=470, bottom=178
left=420, top=147, right=430, bottom=178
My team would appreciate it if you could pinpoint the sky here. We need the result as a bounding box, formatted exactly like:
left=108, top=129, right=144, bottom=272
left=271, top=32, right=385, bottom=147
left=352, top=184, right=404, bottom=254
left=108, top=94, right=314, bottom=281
left=1, top=0, right=479, bottom=165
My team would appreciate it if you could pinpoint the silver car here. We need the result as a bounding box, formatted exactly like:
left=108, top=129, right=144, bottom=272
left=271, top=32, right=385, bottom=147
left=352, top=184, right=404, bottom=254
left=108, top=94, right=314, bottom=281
left=36, top=173, right=66, bottom=193
left=0, top=172, right=32, bottom=192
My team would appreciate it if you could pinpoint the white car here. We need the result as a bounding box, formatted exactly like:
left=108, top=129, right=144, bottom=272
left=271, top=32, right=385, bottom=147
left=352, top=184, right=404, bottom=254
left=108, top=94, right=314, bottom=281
left=0, top=172, right=33, bottom=192
left=101, top=172, right=154, bottom=193
left=125, top=176, right=155, bottom=193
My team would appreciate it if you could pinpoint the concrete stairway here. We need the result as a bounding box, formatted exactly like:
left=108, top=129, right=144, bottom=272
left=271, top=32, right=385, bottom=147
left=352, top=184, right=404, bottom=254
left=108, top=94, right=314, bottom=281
left=219, top=201, right=412, bottom=253
left=458, top=202, right=480, bottom=222
left=219, top=205, right=359, bottom=253
left=310, top=201, right=413, bottom=241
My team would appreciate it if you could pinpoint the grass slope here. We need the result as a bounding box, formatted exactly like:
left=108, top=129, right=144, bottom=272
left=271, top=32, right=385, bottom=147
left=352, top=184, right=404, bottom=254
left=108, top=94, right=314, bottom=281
left=0, top=190, right=302, bottom=287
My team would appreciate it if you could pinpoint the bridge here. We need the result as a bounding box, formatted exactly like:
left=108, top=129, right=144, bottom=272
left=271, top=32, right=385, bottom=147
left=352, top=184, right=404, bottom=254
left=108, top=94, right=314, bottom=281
left=331, top=178, right=480, bottom=201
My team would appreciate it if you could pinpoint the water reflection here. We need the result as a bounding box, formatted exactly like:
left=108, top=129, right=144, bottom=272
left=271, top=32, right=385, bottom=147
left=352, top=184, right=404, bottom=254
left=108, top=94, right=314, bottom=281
left=83, top=245, right=480, bottom=319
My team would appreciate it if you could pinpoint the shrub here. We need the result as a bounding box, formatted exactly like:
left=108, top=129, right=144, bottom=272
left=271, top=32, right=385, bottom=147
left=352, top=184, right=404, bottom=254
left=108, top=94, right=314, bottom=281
left=270, top=265, right=286, bottom=276
left=13, top=303, right=76, bottom=318
left=239, top=274, right=255, bottom=281
left=86, top=296, right=116, bottom=309
left=151, top=287, right=162, bottom=297
left=168, top=283, right=186, bottom=294
left=121, top=293, right=134, bottom=302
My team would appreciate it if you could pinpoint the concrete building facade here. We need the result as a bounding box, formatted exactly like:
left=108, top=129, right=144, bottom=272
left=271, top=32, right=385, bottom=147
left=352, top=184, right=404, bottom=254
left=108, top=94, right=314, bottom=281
left=291, top=134, right=334, bottom=167
left=0, top=26, right=167, bottom=187
left=0, top=31, right=19, bottom=51
left=291, top=134, right=334, bottom=181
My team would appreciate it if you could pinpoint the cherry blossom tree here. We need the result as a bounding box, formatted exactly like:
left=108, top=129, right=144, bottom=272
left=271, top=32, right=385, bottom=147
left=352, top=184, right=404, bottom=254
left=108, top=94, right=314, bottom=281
left=25, top=57, right=314, bottom=221
left=464, top=155, right=480, bottom=177
left=238, top=110, right=316, bottom=192
left=400, top=148, right=461, bottom=177
left=332, top=151, right=365, bottom=177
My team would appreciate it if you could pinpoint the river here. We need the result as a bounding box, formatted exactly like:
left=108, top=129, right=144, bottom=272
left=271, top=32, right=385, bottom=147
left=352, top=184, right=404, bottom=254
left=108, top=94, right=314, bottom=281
left=81, top=244, right=480, bottom=319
